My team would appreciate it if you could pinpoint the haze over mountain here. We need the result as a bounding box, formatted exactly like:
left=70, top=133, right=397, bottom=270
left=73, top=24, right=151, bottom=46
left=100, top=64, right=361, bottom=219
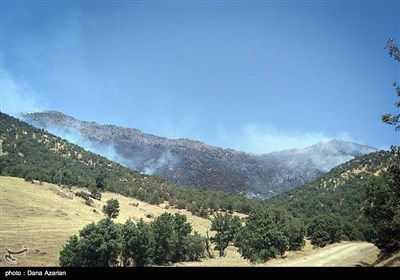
left=23, top=111, right=377, bottom=197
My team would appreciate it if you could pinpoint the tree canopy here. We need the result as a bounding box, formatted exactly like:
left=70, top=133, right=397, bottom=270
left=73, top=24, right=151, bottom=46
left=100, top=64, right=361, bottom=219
left=210, top=213, right=241, bottom=257
left=102, top=199, right=120, bottom=219
left=364, top=39, right=400, bottom=253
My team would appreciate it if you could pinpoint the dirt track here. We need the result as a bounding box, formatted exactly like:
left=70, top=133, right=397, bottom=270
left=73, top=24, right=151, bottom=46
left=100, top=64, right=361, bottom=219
left=267, top=242, right=379, bottom=267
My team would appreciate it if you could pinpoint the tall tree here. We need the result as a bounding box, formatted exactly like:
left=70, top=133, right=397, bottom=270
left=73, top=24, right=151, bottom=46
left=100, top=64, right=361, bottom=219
left=59, top=219, right=121, bottom=267
left=235, top=208, right=289, bottom=262
left=151, top=213, right=178, bottom=265
left=120, top=219, right=154, bottom=267
left=210, top=213, right=241, bottom=257
left=172, top=213, right=192, bottom=262
left=364, top=39, right=400, bottom=253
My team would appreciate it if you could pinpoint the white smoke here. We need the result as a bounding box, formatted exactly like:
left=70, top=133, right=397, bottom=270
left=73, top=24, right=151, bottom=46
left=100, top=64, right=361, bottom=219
left=307, top=139, right=376, bottom=172
left=28, top=122, right=133, bottom=168
left=143, top=150, right=178, bottom=175
left=1, top=70, right=44, bottom=115
left=215, top=123, right=362, bottom=155
left=216, top=123, right=331, bottom=154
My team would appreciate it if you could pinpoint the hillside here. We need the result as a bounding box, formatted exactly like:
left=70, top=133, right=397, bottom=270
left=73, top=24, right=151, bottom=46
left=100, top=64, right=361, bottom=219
left=0, top=176, right=213, bottom=266
left=23, top=111, right=376, bottom=197
left=1, top=112, right=392, bottom=234
left=0, top=112, right=254, bottom=217
left=2, top=176, right=395, bottom=267
left=268, top=150, right=393, bottom=237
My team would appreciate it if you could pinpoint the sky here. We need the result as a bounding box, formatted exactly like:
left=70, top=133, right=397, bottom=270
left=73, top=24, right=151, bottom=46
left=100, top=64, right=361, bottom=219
left=1, top=0, right=399, bottom=154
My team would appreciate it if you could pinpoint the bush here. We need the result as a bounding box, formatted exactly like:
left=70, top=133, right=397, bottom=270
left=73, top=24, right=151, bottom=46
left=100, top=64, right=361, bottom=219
left=103, top=199, right=120, bottom=219
left=308, top=215, right=343, bottom=247
left=59, top=219, right=121, bottom=267
left=183, top=232, right=206, bottom=261
left=235, top=208, right=289, bottom=262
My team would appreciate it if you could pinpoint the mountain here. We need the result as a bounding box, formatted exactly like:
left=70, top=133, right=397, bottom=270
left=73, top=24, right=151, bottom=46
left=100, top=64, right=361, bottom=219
left=268, top=150, right=393, bottom=237
left=1, top=111, right=393, bottom=239
left=0, top=112, right=253, bottom=216
left=22, top=111, right=377, bottom=197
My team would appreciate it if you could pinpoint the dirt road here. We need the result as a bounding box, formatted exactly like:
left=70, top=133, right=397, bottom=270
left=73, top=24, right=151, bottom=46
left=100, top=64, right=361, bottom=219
left=267, top=242, right=379, bottom=267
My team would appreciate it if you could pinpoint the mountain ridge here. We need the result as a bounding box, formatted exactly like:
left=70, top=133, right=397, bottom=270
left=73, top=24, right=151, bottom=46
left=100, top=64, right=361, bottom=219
left=22, top=110, right=377, bottom=197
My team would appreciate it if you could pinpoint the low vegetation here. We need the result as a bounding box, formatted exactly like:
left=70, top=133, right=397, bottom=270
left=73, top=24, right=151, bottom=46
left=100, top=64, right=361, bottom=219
left=59, top=212, right=205, bottom=267
left=235, top=208, right=305, bottom=262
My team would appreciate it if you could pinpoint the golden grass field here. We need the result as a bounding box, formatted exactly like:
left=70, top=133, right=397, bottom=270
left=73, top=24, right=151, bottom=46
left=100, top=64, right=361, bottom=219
left=0, top=176, right=214, bottom=266
left=1, top=176, right=397, bottom=267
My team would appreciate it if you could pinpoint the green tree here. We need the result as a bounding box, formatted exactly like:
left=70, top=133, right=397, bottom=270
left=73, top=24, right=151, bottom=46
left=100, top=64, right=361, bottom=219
left=150, top=212, right=201, bottom=264
left=283, top=217, right=306, bottom=251
left=59, top=219, right=121, bottom=267
left=103, top=199, right=120, bottom=219
left=182, top=232, right=206, bottom=262
left=235, top=208, right=289, bottom=262
left=96, top=173, right=106, bottom=190
left=381, top=39, right=400, bottom=131
left=59, top=235, right=81, bottom=267
left=365, top=173, right=400, bottom=252
left=120, top=219, right=154, bottom=267
left=210, top=213, right=241, bottom=257
left=307, top=215, right=343, bottom=247
left=151, top=213, right=177, bottom=265
left=364, top=39, right=400, bottom=253
left=172, top=213, right=192, bottom=262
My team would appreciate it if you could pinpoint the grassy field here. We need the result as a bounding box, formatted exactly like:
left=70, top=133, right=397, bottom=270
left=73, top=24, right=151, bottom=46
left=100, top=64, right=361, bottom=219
left=0, top=176, right=213, bottom=266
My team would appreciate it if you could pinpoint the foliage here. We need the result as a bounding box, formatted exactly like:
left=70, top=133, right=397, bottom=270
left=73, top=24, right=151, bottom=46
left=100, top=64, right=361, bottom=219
left=59, top=212, right=205, bottom=266
left=275, top=209, right=306, bottom=251
left=210, top=213, right=241, bottom=257
left=364, top=39, right=400, bottom=253
left=95, top=173, right=107, bottom=190
left=150, top=212, right=202, bottom=265
left=381, top=39, right=400, bottom=131
left=151, top=213, right=178, bottom=265
left=364, top=172, right=400, bottom=252
left=182, top=232, right=206, bottom=262
left=59, top=235, right=81, bottom=267
left=120, top=219, right=153, bottom=267
left=102, top=199, right=120, bottom=219
left=268, top=151, right=392, bottom=240
left=235, top=207, right=304, bottom=262
left=307, top=215, right=343, bottom=247
left=59, top=219, right=121, bottom=267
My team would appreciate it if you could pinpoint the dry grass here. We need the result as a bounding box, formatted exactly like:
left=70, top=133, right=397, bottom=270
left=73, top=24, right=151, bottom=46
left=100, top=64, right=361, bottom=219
left=0, top=176, right=211, bottom=266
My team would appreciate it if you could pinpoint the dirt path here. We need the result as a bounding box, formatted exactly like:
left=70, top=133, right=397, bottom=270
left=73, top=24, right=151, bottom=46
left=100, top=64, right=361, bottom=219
left=267, top=242, right=378, bottom=267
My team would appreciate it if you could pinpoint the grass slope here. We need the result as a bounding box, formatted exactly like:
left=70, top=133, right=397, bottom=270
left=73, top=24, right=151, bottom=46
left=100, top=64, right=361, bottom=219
left=0, top=176, right=211, bottom=267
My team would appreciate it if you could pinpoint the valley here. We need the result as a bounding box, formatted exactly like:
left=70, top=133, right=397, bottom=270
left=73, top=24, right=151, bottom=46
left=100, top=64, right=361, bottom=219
left=0, top=112, right=398, bottom=267
left=2, top=176, right=395, bottom=267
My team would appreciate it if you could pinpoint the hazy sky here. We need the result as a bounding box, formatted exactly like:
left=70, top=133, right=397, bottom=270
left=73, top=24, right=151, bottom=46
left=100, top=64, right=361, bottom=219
left=1, top=0, right=399, bottom=153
